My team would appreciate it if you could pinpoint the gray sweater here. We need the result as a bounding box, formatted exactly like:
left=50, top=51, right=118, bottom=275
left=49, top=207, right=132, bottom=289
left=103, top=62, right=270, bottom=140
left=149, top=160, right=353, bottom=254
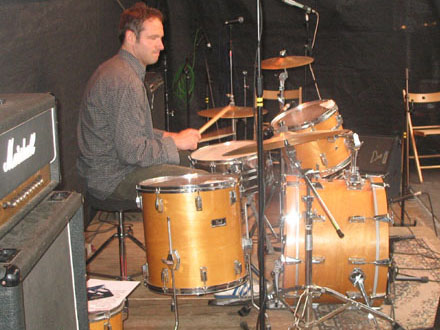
left=77, top=49, right=179, bottom=199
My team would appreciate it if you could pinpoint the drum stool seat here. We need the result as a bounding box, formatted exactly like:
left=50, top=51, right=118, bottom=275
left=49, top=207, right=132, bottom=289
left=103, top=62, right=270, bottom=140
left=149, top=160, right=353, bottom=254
left=86, top=191, right=145, bottom=280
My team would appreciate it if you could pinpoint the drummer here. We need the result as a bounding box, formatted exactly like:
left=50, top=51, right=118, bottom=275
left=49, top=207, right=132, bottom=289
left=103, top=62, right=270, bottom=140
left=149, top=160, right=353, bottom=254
left=77, top=3, right=204, bottom=202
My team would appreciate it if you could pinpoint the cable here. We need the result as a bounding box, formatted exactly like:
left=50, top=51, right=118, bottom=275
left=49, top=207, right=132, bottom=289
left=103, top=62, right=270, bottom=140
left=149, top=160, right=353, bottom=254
left=172, top=29, right=201, bottom=105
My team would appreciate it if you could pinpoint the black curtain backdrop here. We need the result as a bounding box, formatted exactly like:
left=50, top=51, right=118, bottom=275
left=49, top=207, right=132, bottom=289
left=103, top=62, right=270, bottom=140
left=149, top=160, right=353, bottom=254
left=0, top=0, right=438, bottom=192
left=164, top=0, right=440, bottom=137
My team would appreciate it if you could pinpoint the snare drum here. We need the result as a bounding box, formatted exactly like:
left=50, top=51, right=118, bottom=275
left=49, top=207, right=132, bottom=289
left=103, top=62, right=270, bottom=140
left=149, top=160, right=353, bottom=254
left=89, top=302, right=124, bottom=330
left=136, top=173, right=247, bottom=295
left=282, top=175, right=390, bottom=305
left=189, top=141, right=273, bottom=195
left=271, top=99, right=351, bottom=176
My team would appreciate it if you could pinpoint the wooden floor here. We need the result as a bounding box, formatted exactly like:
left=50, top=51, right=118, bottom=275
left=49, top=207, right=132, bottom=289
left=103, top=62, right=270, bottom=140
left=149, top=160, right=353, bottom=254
left=85, top=170, right=440, bottom=329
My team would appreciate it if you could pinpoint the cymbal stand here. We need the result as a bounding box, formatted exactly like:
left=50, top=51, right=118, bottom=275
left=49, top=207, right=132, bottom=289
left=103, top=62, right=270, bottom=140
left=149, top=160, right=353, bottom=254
left=304, top=10, right=321, bottom=100
left=274, top=145, right=399, bottom=329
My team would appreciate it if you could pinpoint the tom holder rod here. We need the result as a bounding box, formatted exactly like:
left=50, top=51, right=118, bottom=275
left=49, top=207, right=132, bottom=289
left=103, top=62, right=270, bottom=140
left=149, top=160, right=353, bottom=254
left=283, top=141, right=344, bottom=238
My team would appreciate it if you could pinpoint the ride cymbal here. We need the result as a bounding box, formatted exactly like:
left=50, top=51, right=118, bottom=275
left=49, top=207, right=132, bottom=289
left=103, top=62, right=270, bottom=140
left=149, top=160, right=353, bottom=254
left=198, top=105, right=268, bottom=119
left=223, top=129, right=352, bottom=156
left=261, top=56, right=314, bottom=70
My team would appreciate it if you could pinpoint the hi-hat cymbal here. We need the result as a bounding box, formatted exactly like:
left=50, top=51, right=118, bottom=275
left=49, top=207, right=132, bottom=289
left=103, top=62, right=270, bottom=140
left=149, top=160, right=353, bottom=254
left=223, top=129, right=352, bottom=156
left=261, top=56, right=314, bottom=70
left=198, top=105, right=268, bottom=119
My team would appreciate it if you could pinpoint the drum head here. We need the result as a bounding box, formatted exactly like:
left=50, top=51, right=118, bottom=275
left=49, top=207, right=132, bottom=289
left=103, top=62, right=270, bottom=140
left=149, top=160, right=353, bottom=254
left=190, top=141, right=256, bottom=162
left=271, top=99, right=338, bottom=131
left=136, top=173, right=238, bottom=193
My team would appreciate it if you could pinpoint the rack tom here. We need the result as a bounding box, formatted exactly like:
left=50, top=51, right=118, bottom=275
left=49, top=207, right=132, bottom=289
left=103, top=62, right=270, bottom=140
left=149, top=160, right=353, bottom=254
left=271, top=99, right=351, bottom=176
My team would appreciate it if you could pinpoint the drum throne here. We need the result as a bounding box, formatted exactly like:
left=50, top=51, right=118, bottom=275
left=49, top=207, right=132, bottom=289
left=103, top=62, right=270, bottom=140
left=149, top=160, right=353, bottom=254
left=85, top=192, right=146, bottom=280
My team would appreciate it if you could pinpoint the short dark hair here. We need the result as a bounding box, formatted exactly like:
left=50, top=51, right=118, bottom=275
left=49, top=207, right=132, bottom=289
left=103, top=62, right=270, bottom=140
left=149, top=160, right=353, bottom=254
left=119, top=2, right=163, bottom=44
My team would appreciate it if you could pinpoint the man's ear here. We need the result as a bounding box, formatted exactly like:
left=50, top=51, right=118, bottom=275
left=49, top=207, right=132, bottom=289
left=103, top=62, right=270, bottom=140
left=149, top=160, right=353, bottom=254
left=125, top=29, right=136, bottom=45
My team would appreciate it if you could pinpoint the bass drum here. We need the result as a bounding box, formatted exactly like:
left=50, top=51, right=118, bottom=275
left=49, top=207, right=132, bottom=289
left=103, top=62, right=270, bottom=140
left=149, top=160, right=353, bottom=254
left=282, top=175, right=390, bottom=305
left=271, top=99, right=351, bottom=176
left=136, top=173, right=247, bottom=295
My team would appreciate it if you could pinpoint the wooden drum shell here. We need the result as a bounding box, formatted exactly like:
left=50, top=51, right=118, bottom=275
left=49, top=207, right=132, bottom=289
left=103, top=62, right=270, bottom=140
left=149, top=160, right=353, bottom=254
left=137, top=174, right=247, bottom=295
left=282, top=175, right=389, bottom=305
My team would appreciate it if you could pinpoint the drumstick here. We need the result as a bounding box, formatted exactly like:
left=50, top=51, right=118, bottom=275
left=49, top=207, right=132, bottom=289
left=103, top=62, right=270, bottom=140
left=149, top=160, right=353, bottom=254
left=198, top=107, right=231, bottom=134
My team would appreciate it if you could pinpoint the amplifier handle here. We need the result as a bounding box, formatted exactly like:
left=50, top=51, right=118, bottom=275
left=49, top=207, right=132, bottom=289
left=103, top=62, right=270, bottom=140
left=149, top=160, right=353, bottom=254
left=50, top=107, right=57, bottom=164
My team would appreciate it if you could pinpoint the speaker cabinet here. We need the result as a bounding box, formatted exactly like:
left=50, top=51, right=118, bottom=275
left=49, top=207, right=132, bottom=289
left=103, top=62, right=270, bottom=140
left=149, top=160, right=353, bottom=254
left=0, top=191, right=88, bottom=330
left=358, top=135, right=402, bottom=200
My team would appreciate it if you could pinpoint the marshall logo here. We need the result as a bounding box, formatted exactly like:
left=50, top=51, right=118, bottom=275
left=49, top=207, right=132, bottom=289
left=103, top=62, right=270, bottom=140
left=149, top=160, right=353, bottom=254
left=3, top=133, right=37, bottom=173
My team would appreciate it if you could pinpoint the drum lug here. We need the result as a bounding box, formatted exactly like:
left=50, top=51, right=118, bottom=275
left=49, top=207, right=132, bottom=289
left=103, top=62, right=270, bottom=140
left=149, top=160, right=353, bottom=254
left=142, top=262, right=149, bottom=281
left=312, top=256, right=325, bottom=264
left=195, top=191, right=203, bottom=211
left=281, top=254, right=301, bottom=265
left=320, top=153, right=328, bottom=167
left=374, top=259, right=391, bottom=266
left=234, top=260, right=243, bottom=275
left=349, top=216, right=366, bottom=223
left=374, top=214, right=393, bottom=223
left=229, top=190, right=237, bottom=205
left=155, top=190, right=163, bottom=213
left=200, top=267, right=208, bottom=289
left=136, top=193, right=143, bottom=209
left=349, top=257, right=366, bottom=265
left=209, top=162, right=216, bottom=172
left=348, top=258, right=390, bottom=266
left=336, top=114, right=343, bottom=128
left=161, top=268, right=169, bottom=292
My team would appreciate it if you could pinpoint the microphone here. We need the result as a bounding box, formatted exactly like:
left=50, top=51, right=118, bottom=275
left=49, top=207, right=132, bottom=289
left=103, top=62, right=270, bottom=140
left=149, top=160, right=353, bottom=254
left=200, top=29, right=212, bottom=49
left=281, top=0, right=316, bottom=14
left=224, top=17, right=244, bottom=25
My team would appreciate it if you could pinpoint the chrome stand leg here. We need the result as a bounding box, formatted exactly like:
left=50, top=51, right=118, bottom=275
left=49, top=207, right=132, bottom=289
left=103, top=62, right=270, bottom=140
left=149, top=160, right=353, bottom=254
left=163, top=216, right=180, bottom=329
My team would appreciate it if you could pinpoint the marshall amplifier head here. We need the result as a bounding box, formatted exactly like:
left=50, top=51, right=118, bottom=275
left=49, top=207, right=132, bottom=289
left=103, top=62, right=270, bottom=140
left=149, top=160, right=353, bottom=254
left=0, top=93, right=60, bottom=238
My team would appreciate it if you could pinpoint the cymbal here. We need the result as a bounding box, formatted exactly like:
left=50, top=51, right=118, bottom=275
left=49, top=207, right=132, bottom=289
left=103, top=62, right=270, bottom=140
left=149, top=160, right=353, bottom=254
left=261, top=56, right=314, bottom=70
left=223, top=129, right=352, bottom=156
left=198, top=105, right=268, bottom=119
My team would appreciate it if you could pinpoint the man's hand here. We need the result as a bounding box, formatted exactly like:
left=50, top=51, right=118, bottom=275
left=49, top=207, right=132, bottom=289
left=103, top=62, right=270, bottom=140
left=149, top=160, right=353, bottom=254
left=163, top=128, right=201, bottom=150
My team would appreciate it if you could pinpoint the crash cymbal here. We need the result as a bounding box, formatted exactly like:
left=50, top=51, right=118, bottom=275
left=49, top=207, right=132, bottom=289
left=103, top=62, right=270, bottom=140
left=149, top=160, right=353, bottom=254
left=223, top=129, right=352, bottom=156
left=198, top=105, right=268, bottom=119
left=261, top=55, right=314, bottom=70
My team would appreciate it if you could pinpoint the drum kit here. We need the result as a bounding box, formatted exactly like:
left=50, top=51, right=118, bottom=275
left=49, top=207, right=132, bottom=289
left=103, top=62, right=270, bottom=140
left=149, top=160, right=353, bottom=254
left=135, top=84, right=401, bottom=328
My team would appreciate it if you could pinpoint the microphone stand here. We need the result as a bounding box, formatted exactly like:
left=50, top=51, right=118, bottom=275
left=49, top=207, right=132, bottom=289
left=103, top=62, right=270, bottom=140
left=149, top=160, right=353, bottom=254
left=396, top=68, right=416, bottom=226
left=163, top=53, right=173, bottom=131
left=184, top=58, right=191, bottom=128
left=304, top=12, right=311, bottom=100
left=227, top=25, right=236, bottom=107
left=255, top=0, right=266, bottom=328
left=198, top=29, right=216, bottom=109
